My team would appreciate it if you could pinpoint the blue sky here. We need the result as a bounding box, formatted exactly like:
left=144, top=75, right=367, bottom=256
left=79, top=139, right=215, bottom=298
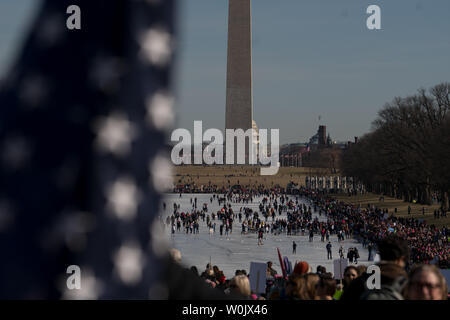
left=1, top=0, right=450, bottom=144
left=176, top=0, right=450, bottom=143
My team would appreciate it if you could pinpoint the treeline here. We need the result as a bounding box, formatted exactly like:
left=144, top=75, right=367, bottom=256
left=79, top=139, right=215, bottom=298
left=341, top=83, right=450, bottom=210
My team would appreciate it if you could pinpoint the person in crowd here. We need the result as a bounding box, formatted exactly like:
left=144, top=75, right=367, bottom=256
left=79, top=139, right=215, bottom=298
left=267, top=275, right=286, bottom=300
left=356, top=265, right=367, bottom=277
left=266, top=261, right=278, bottom=278
left=229, top=275, right=251, bottom=298
left=301, top=273, right=320, bottom=299
left=200, top=264, right=213, bottom=278
left=341, top=235, right=410, bottom=300
left=342, top=266, right=359, bottom=293
left=205, top=279, right=217, bottom=289
left=205, top=269, right=216, bottom=282
left=326, top=242, right=332, bottom=260
left=368, top=242, right=374, bottom=261
left=405, top=264, right=448, bottom=300
left=333, top=281, right=344, bottom=300
left=190, top=266, right=199, bottom=276
left=377, top=236, right=409, bottom=268
left=316, top=265, right=327, bottom=275
left=216, top=273, right=228, bottom=291
left=354, top=248, right=360, bottom=264
left=339, top=245, right=345, bottom=259
left=293, top=261, right=310, bottom=276
left=316, top=273, right=337, bottom=300
left=213, top=265, right=221, bottom=278
left=347, top=248, right=354, bottom=263
left=284, top=274, right=304, bottom=300
left=360, top=263, right=408, bottom=300
left=169, top=248, right=182, bottom=264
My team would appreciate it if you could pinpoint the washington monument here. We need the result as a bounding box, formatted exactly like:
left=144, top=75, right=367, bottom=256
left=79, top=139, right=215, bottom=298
left=225, top=0, right=255, bottom=164
left=225, top=0, right=253, bottom=133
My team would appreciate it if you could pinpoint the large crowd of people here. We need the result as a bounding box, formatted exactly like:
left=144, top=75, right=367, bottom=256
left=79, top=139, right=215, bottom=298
left=163, top=186, right=449, bottom=269
left=171, top=236, right=448, bottom=300
left=302, top=189, right=449, bottom=269
left=163, top=186, right=449, bottom=299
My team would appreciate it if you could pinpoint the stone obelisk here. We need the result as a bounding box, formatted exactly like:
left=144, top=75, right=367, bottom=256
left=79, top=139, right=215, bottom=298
left=225, top=0, right=253, bottom=132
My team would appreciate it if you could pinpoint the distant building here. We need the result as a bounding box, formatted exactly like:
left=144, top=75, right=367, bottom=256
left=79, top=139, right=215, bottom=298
left=343, top=136, right=359, bottom=148
left=280, top=125, right=347, bottom=167
left=318, top=125, right=327, bottom=146
left=280, top=143, right=307, bottom=167
left=308, top=125, right=330, bottom=151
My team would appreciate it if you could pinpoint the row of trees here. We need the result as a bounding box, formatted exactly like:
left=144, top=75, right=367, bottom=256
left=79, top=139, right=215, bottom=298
left=341, top=83, right=450, bottom=210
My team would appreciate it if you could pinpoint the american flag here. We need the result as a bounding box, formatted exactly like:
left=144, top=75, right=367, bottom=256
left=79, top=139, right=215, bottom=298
left=0, top=0, right=225, bottom=300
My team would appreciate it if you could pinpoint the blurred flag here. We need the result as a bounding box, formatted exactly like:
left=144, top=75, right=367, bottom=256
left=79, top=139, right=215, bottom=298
left=0, top=0, right=186, bottom=299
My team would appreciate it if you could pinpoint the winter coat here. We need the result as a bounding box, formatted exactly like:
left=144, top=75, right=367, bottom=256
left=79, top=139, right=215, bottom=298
left=360, top=276, right=407, bottom=300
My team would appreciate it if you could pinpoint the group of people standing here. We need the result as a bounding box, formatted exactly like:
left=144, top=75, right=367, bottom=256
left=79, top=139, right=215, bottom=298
left=164, top=185, right=448, bottom=270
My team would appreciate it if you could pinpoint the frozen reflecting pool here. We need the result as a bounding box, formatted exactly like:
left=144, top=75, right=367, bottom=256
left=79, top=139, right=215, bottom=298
left=159, top=193, right=370, bottom=278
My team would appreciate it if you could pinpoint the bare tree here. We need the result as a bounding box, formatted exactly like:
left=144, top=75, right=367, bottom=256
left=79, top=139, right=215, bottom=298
left=342, top=83, right=450, bottom=210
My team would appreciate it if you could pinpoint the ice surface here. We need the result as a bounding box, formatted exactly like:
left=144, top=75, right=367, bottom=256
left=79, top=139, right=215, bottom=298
left=159, top=193, right=370, bottom=279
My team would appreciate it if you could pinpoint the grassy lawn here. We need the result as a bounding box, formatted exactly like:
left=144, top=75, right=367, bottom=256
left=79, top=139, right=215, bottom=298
left=334, top=193, right=449, bottom=229
left=173, top=165, right=337, bottom=189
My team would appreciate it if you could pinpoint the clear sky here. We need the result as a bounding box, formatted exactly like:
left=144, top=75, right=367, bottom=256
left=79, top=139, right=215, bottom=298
left=1, top=0, right=450, bottom=144
left=175, top=0, right=450, bottom=144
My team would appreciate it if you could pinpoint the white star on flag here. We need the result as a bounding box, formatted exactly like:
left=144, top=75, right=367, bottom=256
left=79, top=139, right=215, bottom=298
left=106, top=176, right=141, bottom=221
left=150, top=153, right=173, bottom=192
left=94, top=112, right=138, bottom=157
left=139, top=27, right=172, bottom=67
left=146, top=91, right=175, bottom=130
left=113, top=242, right=145, bottom=285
